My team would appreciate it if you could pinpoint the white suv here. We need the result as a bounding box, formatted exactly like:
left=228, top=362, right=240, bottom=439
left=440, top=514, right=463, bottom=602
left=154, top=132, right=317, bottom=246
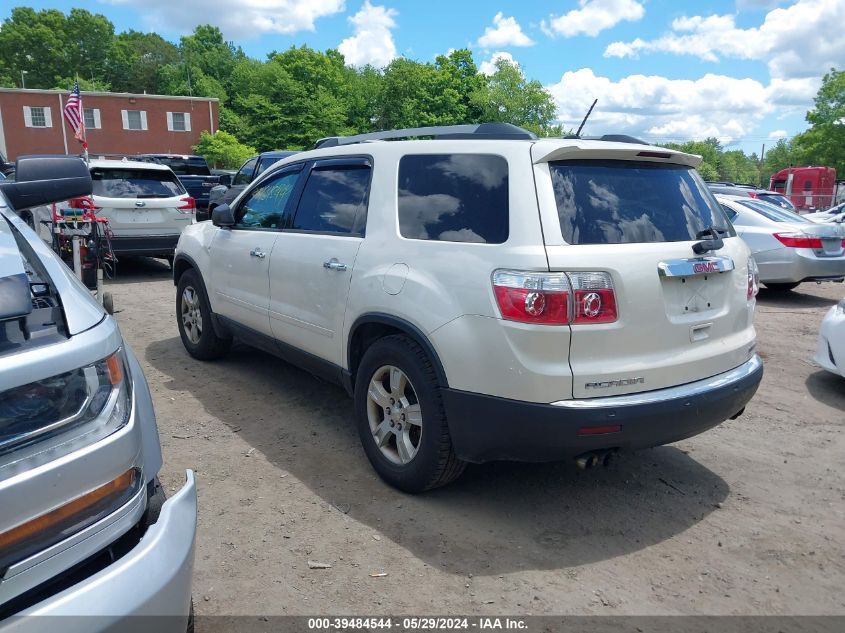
left=24, top=159, right=195, bottom=259
left=173, top=123, right=764, bottom=492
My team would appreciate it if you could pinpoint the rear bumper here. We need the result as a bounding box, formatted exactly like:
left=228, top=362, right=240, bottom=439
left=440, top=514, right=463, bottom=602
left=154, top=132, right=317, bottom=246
left=2, top=471, right=197, bottom=632
left=759, top=249, right=845, bottom=284
left=442, top=355, right=764, bottom=463
left=109, top=235, right=180, bottom=257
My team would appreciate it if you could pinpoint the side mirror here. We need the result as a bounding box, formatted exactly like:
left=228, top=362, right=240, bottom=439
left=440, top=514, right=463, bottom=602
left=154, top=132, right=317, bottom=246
left=211, top=204, right=235, bottom=228
left=0, top=155, right=91, bottom=211
left=218, top=174, right=232, bottom=187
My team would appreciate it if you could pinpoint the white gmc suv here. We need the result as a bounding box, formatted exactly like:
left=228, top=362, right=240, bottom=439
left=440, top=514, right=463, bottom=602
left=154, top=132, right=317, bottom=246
left=173, top=123, right=764, bottom=493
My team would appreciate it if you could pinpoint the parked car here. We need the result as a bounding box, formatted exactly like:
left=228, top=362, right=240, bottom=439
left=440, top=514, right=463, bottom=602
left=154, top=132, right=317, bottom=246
left=717, top=194, right=845, bottom=291
left=24, top=159, right=195, bottom=261
left=0, top=155, right=196, bottom=628
left=173, top=123, right=763, bottom=492
left=706, top=182, right=797, bottom=210
left=804, top=202, right=845, bottom=224
left=207, top=151, right=297, bottom=218
left=138, top=154, right=231, bottom=221
left=814, top=297, right=845, bottom=378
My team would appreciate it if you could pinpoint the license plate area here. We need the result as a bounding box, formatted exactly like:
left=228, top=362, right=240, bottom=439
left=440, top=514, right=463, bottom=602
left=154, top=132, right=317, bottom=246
left=658, top=256, right=734, bottom=319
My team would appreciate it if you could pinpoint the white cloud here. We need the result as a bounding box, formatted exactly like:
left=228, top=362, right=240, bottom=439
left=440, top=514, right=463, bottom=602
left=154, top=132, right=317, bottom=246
left=105, top=0, right=345, bottom=38
left=604, top=0, right=845, bottom=79
left=542, top=0, right=645, bottom=38
left=768, top=129, right=788, bottom=139
left=338, top=1, right=398, bottom=68
left=545, top=68, right=806, bottom=144
left=479, top=51, right=517, bottom=76
left=477, top=12, right=534, bottom=48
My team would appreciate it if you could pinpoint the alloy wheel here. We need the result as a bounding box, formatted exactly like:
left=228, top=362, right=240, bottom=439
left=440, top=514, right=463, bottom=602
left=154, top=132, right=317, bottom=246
left=181, top=286, right=203, bottom=344
left=366, top=365, right=423, bottom=465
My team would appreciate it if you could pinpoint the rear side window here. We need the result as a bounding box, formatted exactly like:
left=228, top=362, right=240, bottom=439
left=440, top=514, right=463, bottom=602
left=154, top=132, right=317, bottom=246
left=91, top=169, right=185, bottom=198
left=738, top=199, right=811, bottom=223
left=398, top=154, right=509, bottom=244
left=550, top=160, right=732, bottom=244
left=291, top=165, right=371, bottom=235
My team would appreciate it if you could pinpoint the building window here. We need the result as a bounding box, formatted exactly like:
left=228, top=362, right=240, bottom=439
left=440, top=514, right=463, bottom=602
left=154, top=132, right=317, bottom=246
left=84, top=108, right=101, bottom=129
left=23, top=106, right=52, bottom=128
left=121, top=109, right=147, bottom=131
left=167, top=111, right=191, bottom=132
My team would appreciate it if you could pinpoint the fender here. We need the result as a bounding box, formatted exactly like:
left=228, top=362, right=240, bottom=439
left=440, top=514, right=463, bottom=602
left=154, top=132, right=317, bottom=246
left=346, top=313, right=450, bottom=392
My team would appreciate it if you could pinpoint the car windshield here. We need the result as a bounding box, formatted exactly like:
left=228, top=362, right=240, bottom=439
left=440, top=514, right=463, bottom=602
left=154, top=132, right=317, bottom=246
left=550, top=160, right=733, bottom=244
left=737, top=199, right=811, bottom=223
left=153, top=157, right=210, bottom=176
left=91, top=168, right=186, bottom=198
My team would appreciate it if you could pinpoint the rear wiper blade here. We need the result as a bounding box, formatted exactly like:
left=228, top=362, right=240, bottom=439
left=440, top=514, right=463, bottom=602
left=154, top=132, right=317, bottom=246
left=693, top=226, right=725, bottom=254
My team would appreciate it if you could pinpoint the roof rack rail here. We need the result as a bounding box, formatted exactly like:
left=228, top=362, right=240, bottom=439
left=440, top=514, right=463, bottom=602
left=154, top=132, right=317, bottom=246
left=561, top=134, right=650, bottom=145
left=86, top=153, right=153, bottom=162
left=314, top=122, right=536, bottom=149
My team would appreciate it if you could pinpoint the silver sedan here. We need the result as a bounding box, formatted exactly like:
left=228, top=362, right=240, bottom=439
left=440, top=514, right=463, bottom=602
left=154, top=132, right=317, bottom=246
left=717, top=194, right=845, bottom=292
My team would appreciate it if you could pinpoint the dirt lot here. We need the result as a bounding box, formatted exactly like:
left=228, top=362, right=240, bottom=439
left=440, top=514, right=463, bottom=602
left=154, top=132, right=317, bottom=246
left=108, top=259, right=844, bottom=617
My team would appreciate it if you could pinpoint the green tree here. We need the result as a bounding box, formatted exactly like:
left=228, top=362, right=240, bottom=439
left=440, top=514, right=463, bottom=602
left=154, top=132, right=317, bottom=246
left=435, top=49, right=486, bottom=123
left=792, top=68, right=845, bottom=175
left=470, top=58, right=560, bottom=136
left=378, top=58, right=465, bottom=129
left=193, top=130, right=256, bottom=169
left=107, top=31, right=180, bottom=94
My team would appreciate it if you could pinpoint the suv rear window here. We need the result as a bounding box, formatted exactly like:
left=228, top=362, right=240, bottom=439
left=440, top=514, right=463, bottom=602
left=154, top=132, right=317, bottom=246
left=91, top=169, right=186, bottom=198
left=398, top=154, right=508, bottom=244
left=551, top=160, right=732, bottom=244
left=151, top=157, right=210, bottom=176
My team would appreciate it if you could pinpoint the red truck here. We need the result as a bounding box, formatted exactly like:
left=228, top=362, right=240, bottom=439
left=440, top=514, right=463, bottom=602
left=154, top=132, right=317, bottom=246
left=769, top=166, right=836, bottom=211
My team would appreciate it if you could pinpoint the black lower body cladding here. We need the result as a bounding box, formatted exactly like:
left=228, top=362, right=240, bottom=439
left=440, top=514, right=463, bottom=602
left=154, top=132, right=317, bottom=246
left=442, top=356, right=763, bottom=463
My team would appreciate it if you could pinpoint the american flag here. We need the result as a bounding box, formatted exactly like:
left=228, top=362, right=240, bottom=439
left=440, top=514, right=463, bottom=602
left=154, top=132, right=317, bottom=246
left=63, top=81, right=87, bottom=148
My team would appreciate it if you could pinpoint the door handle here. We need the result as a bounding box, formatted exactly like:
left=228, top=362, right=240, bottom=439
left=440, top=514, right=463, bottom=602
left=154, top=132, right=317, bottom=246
left=323, top=258, right=348, bottom=271
left=249, top=248, right=266, bottom=259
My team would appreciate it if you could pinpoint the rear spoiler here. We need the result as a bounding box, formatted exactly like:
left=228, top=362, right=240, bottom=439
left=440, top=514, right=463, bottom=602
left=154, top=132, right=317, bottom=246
left=531, top=140, right=702, bottom=168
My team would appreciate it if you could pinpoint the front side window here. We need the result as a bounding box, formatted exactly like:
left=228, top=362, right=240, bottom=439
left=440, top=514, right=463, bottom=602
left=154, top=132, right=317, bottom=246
left=550, top=160, right=733, bottom=245
left=91, top=169, right=185, bottom=198
left=291, top=165, right=371, bottom=235
left=233, top=158, right=257, bottom=186
left=398, top=154, right=509, bottom=244
left=236, top=170, right=301, bottom=230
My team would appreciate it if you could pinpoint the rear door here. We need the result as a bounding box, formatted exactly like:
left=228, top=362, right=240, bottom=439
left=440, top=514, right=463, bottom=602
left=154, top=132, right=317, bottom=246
left=268, top=158, right=371, bottom=365
left=90, top=167, right=191, bottom=237
left=533, top=153, right=756, bottom=399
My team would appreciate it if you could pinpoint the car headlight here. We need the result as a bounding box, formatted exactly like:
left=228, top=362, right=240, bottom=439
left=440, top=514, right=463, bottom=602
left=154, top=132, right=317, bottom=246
left=0, top=350, right=131, bottom=457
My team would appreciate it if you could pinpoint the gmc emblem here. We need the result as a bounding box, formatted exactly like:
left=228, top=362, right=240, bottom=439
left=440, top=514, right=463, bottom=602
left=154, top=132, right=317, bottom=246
left=693, top=262, right=719, bottom=273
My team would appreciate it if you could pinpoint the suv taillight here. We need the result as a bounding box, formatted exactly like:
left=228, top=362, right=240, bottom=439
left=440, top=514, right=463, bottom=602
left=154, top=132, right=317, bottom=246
left=492, top=270, right=617, bottom=325
left=178, top=196, right=196, bottom=213
left=747, top=257, right=759, bottom=300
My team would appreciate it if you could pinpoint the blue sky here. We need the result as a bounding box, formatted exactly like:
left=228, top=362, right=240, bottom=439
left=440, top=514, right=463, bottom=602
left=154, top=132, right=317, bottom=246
left=13, top=0, right=845, bottom=154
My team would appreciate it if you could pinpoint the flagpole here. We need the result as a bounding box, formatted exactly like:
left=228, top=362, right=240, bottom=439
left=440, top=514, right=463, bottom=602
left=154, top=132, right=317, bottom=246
left=76, top=75, right=89, bottom=165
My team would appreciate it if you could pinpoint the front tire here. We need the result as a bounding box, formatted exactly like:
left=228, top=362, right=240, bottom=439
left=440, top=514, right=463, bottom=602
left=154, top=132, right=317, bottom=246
left=176, top=269, right=231, bottom=360
left=354, top=335, right=465, bottom=493
left=764, top=282, right=801, bottom=292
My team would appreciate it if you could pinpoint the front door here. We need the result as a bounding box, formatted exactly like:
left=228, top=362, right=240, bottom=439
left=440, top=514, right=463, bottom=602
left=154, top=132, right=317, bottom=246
left=209, top=166, right=304, bottom=336
left=269, top=158, right=372, bottom=365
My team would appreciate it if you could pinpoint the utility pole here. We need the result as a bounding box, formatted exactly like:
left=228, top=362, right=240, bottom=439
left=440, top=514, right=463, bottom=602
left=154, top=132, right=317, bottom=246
left=759, top=143, right=765, bottom=187
left=20, top=70, right=28, bottom=89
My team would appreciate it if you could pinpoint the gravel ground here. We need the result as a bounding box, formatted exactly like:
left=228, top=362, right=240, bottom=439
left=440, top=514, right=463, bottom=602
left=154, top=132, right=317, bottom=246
left=108, top=258, right=844, bottom=618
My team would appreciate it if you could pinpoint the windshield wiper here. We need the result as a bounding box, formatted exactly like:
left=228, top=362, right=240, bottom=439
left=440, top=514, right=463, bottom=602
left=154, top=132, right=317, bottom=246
left=692, top=226, right=725, bottom=254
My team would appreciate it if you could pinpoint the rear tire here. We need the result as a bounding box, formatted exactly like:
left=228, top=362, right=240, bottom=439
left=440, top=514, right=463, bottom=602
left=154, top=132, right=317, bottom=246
left=176, top=268, right=231, bottom=360
left=354, top=335, right=465, bottom=493
left=764, top=282, right=800, bottom=292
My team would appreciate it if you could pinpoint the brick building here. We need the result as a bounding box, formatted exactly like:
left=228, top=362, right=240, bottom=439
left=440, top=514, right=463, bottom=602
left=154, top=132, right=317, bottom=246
left=0, top=88, right=219, bottom=161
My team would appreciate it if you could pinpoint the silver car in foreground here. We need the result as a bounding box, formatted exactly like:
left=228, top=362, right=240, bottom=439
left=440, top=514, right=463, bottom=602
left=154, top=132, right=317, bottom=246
left=0, top=157, right=196, bottom=631
left=717, top=194, right=845, bottom=292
